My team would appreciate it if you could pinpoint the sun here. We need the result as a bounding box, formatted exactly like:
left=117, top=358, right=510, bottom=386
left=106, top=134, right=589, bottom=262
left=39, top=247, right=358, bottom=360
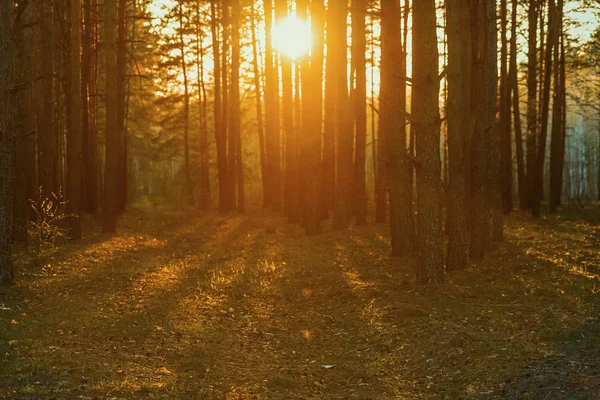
left=272, top=17, right=312, bottom=59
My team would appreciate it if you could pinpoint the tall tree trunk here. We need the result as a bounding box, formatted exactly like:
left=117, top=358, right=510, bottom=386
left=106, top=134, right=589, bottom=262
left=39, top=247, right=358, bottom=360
left=303, top=0, right=324, bottom=236
left=39, top=0, right=57, bottom=197
left=103, top=0, right=119, bottom=233
left=352, top=0, right=367, bottom=225
left=446, top=0, right=472, bottom=271
left=0, top=0, right=15, bottom=284
left=373, top=7, right=385, bottom=224
left=196, top=2, right=210, bottom=209
left=116, top=0, right=128, bottom=214
left=499, top=0, right=512, bottom=214
left=276, top=0, right=299, bottom=222
left=14, top=0, right=36, bottom=241
left=264, top=0, right=282, bottom=211
left=332, top=0, right=352, bottom=230
left=413, top=0, right=443, bottom=284
left=549, top=0, right=564, bottom=212
left=321, top=0, right=336, bottom=219
left=67, top=0, right=83, bottom=238
left=510, top=0, right=527, bottom=210
left=231, top=0, right=244, bottom=212
left=222, top=0, right=235, bottom=211
left=250, top=2, right=267, bottom=208
left=381, top=0, right=413, bottom=256
left=526, top=0, right=538, bottom=214
left=211, top=0, right=228, bottom=213
left=178, top=4, right=193, bottom=206
left=534, top=0, right=558, bottom=216
left=471, top=0, right=500, bottom=257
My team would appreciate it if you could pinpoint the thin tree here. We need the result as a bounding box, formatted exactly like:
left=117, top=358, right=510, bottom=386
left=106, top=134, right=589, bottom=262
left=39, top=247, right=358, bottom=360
left=352, top=0, right=368, bottom=225
left=549, top=0, right=565, bottom=212
left=526, top=0, right=539, bottom=214
left=510, top=0, right=527, bottom=210
left=230, top=0, right=244, bottom=211
left=178, top=3, right=193, bottom=206
left=103, top=0, right=119, bottom=233
left=499, top=0, right=512, bottom=214
left=67, top=0, right=83, bottom=239
left=39, top=0, right=57, bottom=197
left=413, top=0, right=443, bottom=283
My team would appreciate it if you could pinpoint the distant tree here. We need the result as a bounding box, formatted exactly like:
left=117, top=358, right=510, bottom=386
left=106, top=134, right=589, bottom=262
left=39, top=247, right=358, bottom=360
left=230, top=0, right=244, bottom=211
left=526, top=0, right=539, bottom=215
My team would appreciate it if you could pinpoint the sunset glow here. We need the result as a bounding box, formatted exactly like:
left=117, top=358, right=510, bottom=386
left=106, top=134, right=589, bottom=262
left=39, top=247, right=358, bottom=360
left=272, top=17, right=312, bottom=59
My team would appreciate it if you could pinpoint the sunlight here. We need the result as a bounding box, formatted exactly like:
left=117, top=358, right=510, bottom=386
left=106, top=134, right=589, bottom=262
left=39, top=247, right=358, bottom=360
left=272, top=16, right=312, bottom=59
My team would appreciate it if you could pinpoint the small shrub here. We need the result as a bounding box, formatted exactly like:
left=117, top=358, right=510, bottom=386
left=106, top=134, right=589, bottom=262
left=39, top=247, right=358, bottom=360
left=27, top=187, right=72, bottom=255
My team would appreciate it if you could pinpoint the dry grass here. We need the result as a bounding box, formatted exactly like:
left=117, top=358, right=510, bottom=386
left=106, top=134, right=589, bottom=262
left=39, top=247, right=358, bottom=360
left=1, top=204, right=599, bottom=399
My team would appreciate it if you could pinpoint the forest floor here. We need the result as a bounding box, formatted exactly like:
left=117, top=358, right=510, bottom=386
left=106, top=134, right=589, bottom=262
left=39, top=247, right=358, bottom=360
left=1, top=204, right=600, bottom=399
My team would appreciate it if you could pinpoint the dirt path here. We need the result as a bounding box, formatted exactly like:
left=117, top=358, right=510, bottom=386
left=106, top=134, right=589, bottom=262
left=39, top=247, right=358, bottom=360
left=1, top=206, right=600, bottom=399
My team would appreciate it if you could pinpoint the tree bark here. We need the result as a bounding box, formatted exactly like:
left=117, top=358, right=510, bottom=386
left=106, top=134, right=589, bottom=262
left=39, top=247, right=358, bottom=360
left=231, top=0, right=244, bottom=212
left=67, top=0, right=83, bottom=239
left=549, top=0, right=564, bottom=212
left=332, top=0, right=352, bottom=230
left=381, top=0, right=413, bottom=256
left=526, top=0, right=539, bottom=215
left=103, top=0, right=119, bottom=233
left=446, top=0, right=472, bottom=271
left=352, top=0, right=367, bottom=225
left=510, top=0, right=527, bottom=210
left=499, top=0, right=512, bottom=214
left=0, top=0, right=15, bottom=284
left=413, top=0, right=443, bottom=284
left=210, top=0, right=228, bottom=213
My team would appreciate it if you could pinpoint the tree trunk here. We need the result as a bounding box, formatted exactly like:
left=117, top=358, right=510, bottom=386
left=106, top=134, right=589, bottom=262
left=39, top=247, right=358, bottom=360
left=534, top=0, right=558, bottom=216
left=303, top=0, right=324, bottom=236
left=67, top=0, right=83, bottom=239
left=196, top=2, right=210, bottom=210
left=116, top=0, right=128, bottom=214
left=321, top=0, right=336, bottom=219
left=352, top=0, right=367, bottom=225
left=39, top=0, right=57, bottom=197
left=231, top=0, right=244, bottom=212
left=178, top=4, right=193, bottom=206
left=103, top=0, right=119, bottom=233
left=446, top=0, right=472, bottom=271
left=250, top=2, right=267, bottom=209
left=381, top=0, right=413, bottom=256
left=549, top=0, right=564, bottom=212
left=211, top=0, right=228, bottom=213
left=499, top=0, right=512, bottom=214
left=264, top=0, right=282, bottom=211
left=0, top=0, right=15, bottom=284
left=413, top=0, right=443, bottom=284
left=332, top=0, right=352, bottom=230
left=510, top=0, right=527, bottom=210
left=526, top=0, right=538, bottom=215
left=14, top=0, right=36, bottom=241
left=276, top=0, right=299, bottom=222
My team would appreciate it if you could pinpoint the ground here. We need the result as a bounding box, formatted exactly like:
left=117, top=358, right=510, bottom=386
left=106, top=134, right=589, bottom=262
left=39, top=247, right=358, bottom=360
left=1, top=205, right=600, bottom=399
